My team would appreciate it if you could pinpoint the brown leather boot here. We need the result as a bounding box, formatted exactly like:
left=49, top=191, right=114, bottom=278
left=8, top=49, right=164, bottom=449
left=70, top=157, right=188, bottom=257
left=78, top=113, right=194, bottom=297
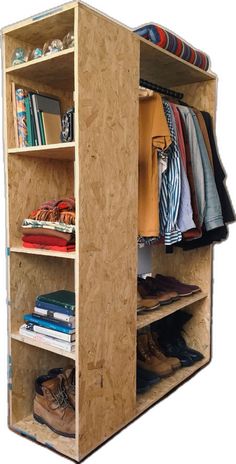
left=137, top=333, right=173, bottom=377
left=148, top=332, right=181, bottom=370
left=62, top=368, right=75, bottom=408
left=47, top=367, right=75, bottom=409
left=33, top=374, right=75, bottom=438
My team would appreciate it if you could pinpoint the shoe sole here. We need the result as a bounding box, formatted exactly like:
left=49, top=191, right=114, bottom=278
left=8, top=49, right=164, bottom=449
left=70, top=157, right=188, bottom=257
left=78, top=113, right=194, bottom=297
left=33, top=413, right=75, bottom=438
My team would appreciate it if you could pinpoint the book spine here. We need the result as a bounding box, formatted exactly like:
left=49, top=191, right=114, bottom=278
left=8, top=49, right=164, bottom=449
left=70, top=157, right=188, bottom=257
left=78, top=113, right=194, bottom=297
left=27, top=323, right=74, bottom=342
left=36, top=300, right=75, bottom=315
left=15, top=89, right=29, bottom=148
left=31, top=94, right=42, bottom=145
left=34, top=307, right=74, bottom=323
left=19, top=326, right=74, bottom=352
left=24, top=315, right=74, bottom=334
left=32, top=313, right=74, bottom=329
left=28, top=93, right=38, bottom=146
left=25, top=96, right=33, bottom=146
left=37, top=297, right=75, bottom=312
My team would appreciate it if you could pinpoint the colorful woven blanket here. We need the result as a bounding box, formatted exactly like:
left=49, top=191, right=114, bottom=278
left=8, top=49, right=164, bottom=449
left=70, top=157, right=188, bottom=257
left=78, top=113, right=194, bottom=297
left=134, top=24, right=210, bottom=71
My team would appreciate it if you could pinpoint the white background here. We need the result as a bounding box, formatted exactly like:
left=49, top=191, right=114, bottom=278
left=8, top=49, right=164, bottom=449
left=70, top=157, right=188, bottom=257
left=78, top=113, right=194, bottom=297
left=0, top=1, right=236, bottom=463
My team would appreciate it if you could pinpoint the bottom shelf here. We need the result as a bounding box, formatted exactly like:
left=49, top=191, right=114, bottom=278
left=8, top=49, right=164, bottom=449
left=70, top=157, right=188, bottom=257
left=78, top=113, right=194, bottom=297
left=12, top=415, right=77, bottom=460
left=136, top=357, right=208, bottom=416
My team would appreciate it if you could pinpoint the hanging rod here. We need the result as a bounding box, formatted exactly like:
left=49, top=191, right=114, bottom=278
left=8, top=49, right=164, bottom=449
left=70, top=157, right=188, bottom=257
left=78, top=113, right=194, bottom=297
left=139, top=78, right=184, bottom=100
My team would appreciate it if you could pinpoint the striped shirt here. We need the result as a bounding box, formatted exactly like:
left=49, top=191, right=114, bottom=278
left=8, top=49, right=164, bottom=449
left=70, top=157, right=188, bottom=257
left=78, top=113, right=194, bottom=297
left=160, top=101, right=182, bottom=245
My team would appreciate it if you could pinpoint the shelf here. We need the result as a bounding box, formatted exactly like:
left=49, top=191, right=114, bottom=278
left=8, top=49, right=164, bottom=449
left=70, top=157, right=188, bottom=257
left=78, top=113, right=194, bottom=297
left=10, top=246, right=76, bottom=260
left=8, top=142, right=75, bottom=161
left=139, top=36, right=216, bottom=87
left=12, top=414, right=76, bottom=460
left=137, top=292, right=207, bottom=330
left=5, top=48, right=74, bottom=90
left=11, top=333, right=75, bottom=360
left=136, top=357, right=208, bottom=416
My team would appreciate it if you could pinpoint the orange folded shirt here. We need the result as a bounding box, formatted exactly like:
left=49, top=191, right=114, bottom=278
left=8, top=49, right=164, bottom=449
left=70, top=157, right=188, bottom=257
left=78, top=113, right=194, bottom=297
left=139, top=94, right=171, bottom=237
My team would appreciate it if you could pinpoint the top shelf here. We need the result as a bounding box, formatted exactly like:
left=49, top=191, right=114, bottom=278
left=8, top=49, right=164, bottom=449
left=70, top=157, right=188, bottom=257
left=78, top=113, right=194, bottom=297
left=139, top=37, right=216, bottom=87
left=5, top=48, right=74, bottom=91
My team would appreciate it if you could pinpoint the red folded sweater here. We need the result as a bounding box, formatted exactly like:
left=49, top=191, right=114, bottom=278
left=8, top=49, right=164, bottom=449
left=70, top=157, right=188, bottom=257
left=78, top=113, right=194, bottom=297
left=22, top=234, right=74, bottom=246
left=22, top=242, right=75, bottom=252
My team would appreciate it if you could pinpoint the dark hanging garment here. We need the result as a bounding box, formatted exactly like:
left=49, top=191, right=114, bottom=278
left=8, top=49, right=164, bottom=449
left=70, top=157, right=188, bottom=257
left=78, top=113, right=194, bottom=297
left=177, top=111, right=234, bottom=250
left=201, top=111, right=235, bottom=224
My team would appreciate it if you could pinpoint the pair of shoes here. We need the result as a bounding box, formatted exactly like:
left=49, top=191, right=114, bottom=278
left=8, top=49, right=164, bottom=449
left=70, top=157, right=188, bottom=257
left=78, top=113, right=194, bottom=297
left=33, top=367, right=75, bottom=438
left=137, top=366, right=161, bottom=394
left=147, top=274, right=201, bottom=297
left=137, top=332, right=181, bottom=378
left=137, top=291, right=161, bottom=312
left=138, top=277, right=179, bottom=305
left=151, top=311, right=204, bottom=367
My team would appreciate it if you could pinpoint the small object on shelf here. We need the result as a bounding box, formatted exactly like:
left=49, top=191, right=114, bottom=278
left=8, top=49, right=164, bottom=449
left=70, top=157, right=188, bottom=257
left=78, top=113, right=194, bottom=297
left=61, top=107, right=74, bottom=142
left=43, top=39, right=63, bottom=56
left=62, top=31, right=74, bottom=49
left=11, top=47, right=29, bottom=65
left=29, top=48, right=43, bottom=60
left=15, top=88, right=29, bottom=147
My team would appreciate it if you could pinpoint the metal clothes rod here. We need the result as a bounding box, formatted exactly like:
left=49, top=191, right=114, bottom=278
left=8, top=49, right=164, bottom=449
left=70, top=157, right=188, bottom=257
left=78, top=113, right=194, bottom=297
left=139, top=78, right=184, bottom=100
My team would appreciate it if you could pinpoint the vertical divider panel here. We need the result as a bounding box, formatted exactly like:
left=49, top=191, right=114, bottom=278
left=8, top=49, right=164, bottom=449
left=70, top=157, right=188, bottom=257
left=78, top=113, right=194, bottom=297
left=77, top=5, right=139, bottom=458
left=73, top=3, right=80, bottom=461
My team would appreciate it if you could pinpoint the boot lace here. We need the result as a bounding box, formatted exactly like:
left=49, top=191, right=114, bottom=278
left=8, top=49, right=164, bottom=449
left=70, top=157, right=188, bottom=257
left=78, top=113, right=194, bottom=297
left=52, top=382, right=70, bottom=410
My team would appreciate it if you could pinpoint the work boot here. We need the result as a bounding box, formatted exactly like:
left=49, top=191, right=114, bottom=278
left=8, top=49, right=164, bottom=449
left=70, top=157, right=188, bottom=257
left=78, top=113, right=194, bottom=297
left=33, top=374, right=75, bottom=438
left=149, top=331, right=181, bottom=370
left=137, top=333, right=173, bottom=377
left=48, top=367, right=75, bottom=408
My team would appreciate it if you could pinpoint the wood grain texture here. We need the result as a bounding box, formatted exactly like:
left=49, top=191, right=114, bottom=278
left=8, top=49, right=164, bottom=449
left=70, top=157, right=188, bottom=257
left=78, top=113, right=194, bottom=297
left=137, top=292, right=207, bottom=330
left=9, top=252, right=74, bottom=332
left=6, top=49, right=74, bottom=91
left=12, top=414, right=76, bottom=460
left=140, top=38, right=215, bottom=87
left=8, top=142, right=75, bottom=161
left=3, top=7, right=75, bottom=63
left=136, top=358, right=208, bottom=415
left=10, top=247, right=75, bottom=259
left=11, top=333, right=76, bottom=360
left=5, top=72, right=73, bottom=149
left=77, top=6, right=139, bottom=458
left=11, top=340, right=74, bottom=423
left=8, top=156, right=74, bottom=247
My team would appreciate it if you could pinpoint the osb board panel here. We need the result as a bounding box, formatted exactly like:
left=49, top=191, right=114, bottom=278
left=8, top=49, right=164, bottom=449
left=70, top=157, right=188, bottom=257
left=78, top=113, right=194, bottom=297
left=9, top=253, right=74, bottom=332
left=77, top=6, right=139, bottom=458
left=8, top=142, right=75, bottom=160
left=8, top=156, right=74, bottom=246
left=137, top=292, right=207, bottom=330
left=12, top=415, right=76, bottom=460
left=152, top=245, right=212, bottom=361
left=3, top=8, right=75, bottom=56
left=136, top=357, right=208, bottom=415
left=5, top=72, right=73, bottom=148
left=10, top=340, right=74, bottom=423
left=173, top=79, right=217, bottom=118
left=6, top=49, right=74, bottom=91
left=140, top=38, right=215, bottom=87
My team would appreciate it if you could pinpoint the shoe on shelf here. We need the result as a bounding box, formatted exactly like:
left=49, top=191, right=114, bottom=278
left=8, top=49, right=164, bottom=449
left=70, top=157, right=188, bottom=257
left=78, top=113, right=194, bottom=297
left=138, top=277, right=179, bottom=304
left=136, top=375, right=151, bottom=394
left=137, top=291, right=160, bottom=311
left=48, top=367, right=75, bottom=408
left=33, top=374, right=75, bottom=438
left=151, top=311, right=204, bottom=366
left=155, top=274, right=201, bottom=296
left=137, top=366, right=161, bottom=385
left=137, top=333, right=173, bottom=377
left=150, top=331, right=181, bottom=370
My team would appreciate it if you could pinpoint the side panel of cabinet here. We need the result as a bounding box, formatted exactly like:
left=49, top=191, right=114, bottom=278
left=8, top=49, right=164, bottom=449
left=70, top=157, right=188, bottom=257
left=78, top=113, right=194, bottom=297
left=76, top=6, right=139, bottom=458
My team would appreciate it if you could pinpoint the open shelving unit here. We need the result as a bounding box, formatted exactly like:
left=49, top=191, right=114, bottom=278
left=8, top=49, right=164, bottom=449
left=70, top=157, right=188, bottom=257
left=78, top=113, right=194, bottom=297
left=2, top=1, right=215, bottom=462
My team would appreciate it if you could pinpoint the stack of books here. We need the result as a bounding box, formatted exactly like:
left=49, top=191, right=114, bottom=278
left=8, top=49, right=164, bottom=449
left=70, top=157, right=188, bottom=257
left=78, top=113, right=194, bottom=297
left=14, top=84, right=62, bottom=147
left=19, top=290, right=76, bottom=353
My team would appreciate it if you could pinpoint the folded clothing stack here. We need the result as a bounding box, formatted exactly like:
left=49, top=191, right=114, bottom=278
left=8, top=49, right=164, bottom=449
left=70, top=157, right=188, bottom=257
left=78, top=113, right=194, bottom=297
left=134, top=24, right=210, bottom=71
left=19, top=290, right=76, bottom=353
left=22, top=198, right=75, bottom=252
